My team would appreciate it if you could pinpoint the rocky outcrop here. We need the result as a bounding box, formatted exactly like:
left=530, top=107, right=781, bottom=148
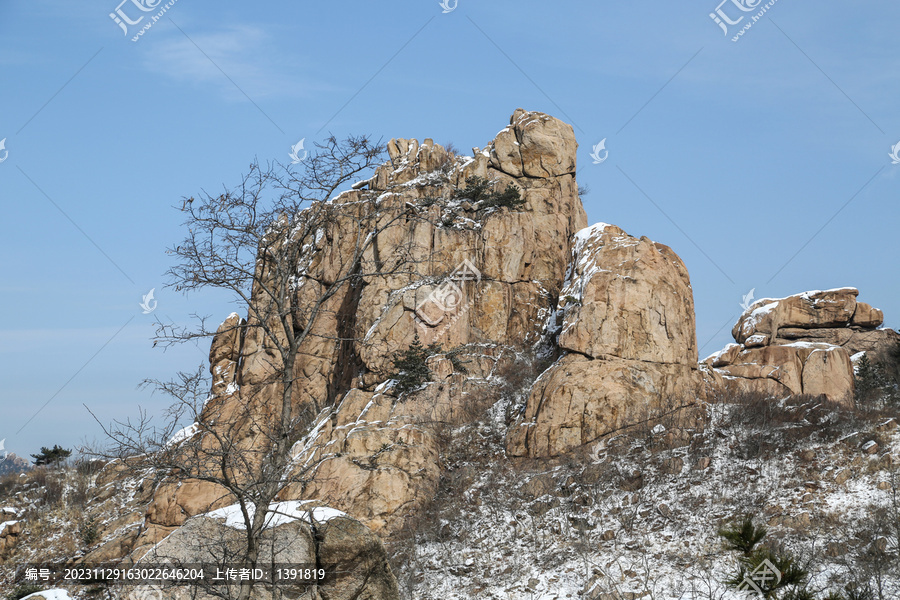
left=507, top=223, right=701, bottom=458
left=0, top=454, right=31, bottom=476
left=0, top=518, right=21, bottom=555
left=732, top=288, right=878, bottom=348
left=119, top=108, right=897, bottom=571
left=136, top=502, right=399, bottom=600
left=704, top=288, right=895, bottom=403
left=489, top=108, right=577, bottom=178
left=274, top=106, right=588, bottom=530
left=135, top=109, right=587, bottom=545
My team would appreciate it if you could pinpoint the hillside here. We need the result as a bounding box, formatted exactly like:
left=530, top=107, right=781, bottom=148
left=1, top=110, right=898, bottom=600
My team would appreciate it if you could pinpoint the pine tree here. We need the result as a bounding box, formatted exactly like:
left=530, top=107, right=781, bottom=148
left=455, top=176, right=524, bottom=210
left=456, top=176, right=493, bottom=203
left=718, top=515, right=767, bottom=555
left=391, top=333, right=434, bottom=395
left=719, top=515, right=811, bottom=599
left=855, top=354, right=889, bottom=407
left=30, top=444, right=72, bottom=467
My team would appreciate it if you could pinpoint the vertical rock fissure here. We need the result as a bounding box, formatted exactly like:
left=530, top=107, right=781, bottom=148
left=327, top=270, right=366, bottom=409
left=236, top=319, right=247, bottom=388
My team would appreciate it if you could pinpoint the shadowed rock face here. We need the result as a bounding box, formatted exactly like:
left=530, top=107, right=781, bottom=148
left=704, top=288, right=897, bottom=404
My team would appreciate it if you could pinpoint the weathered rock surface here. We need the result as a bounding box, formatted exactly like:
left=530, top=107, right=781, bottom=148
left=0, top=519, right=21, bottom=555
left=135, top=504, right=399, bottom=600
left=135, top=109, right=587, bottom=546
left=703, top=342, right=854, bottom=401
left=507, top=355, right=698, bottom=458
left=489, top=108, right=577, bottom=178
left=705, top=288, right=895, bottom=403
left=732, top=288, right=860, bottom=344
left=557, top=223, right=698, bottom=365
left=107, top=108, right=897, bottom=573
left=508, top=223, right=701, bottom=458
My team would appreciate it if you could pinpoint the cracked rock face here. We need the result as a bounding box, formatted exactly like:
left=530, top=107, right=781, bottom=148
left=507, top=223, right=701, bottom=458
left=135, top=109, right=587, bottom=546
left=556, top=223, right=697, bottom=365
left=704, top=288, right=897, bottom=404
left=489, top=107, right=577, bottom=178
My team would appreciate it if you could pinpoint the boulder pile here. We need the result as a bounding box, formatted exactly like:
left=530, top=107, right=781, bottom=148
left=703, top=288, right=898, bottom=403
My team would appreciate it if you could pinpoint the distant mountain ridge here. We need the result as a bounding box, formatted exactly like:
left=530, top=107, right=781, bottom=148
left=0, top=453, right=30, bottom=476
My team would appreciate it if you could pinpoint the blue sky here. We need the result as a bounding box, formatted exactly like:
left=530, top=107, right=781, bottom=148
left=1, top=1, right=898, bottom=459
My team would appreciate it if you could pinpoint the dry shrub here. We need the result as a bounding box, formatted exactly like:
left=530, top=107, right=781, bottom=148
left=718, top=390, right=896, bottom=459
left=0, top=472, right=23, bottom=500
left=68, top=471, right=92, bottom=509
left=38, top=474, right=64, bottom=508
left=494, top=348, right=556, bottom=421
left=28, top=467, right=47, bottom=488
left=727, top=391, right=825, bottom=428
left=75, top=458, right=105, bottom=478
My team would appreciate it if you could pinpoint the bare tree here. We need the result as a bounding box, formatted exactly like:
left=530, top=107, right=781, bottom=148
left=91, top=135, right=434, bottom=599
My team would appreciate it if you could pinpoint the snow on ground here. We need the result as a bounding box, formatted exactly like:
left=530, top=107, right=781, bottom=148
left=399, top=398, right=900, bottom=600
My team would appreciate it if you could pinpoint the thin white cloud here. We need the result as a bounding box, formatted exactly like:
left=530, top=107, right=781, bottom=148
left=141, top=24, right=331, bottom=100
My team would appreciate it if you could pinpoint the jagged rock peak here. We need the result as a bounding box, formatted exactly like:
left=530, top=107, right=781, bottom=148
left=135, top=109, right=588, bottom=548
left=362, top=108, right=577, bottom=192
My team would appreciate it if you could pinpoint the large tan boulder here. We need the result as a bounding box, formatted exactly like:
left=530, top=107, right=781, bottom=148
left=507, top=355, right=699, bottom=457
left=705, top=342, right=854, bottom=403
left=732, top=288, right=859, bottom=344
left=134, top=503, right=399, bottom=600
left=508, top=223, right=701, bottom=458
left=489, top=108, right=577, bottom=178
left=803, top=346, right=855, bottom=399
left=706, top=288, right=894, bottom=404
left=851, top=302, right=884, bottom=328
left=558, top=223, right=697, bottom=365
left=0, top=519, right=21, bottom=554
left=145, top=480, right=233, bottom=528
